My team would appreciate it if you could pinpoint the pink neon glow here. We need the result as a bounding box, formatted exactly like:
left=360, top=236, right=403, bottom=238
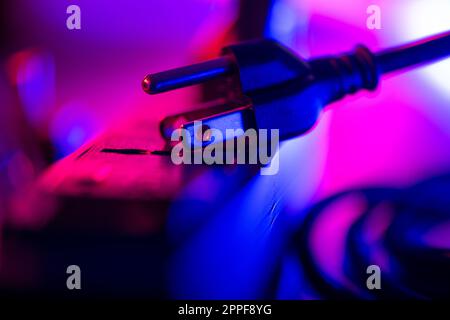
left=362, top=203, right=394, bottom=271
left=276, top=0, right=450, bottom=200
left=309, top=193, right=367, bottom=291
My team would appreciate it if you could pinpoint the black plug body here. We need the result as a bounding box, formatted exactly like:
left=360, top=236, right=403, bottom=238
left=219, top=39, right=379, bottom=141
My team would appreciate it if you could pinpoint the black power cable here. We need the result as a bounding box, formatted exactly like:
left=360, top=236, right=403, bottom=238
left=376, top=30, right=450, bottom=74
left=285, top=174, right=450, bottom=299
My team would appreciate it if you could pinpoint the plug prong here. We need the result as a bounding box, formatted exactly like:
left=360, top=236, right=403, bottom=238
left=142, top=57, right=233, bottom=94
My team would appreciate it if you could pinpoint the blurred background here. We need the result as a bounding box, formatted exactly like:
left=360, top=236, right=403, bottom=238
left=2, top=0, right=450, bottom=199
left=1, top=0, right=450, bottom=299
